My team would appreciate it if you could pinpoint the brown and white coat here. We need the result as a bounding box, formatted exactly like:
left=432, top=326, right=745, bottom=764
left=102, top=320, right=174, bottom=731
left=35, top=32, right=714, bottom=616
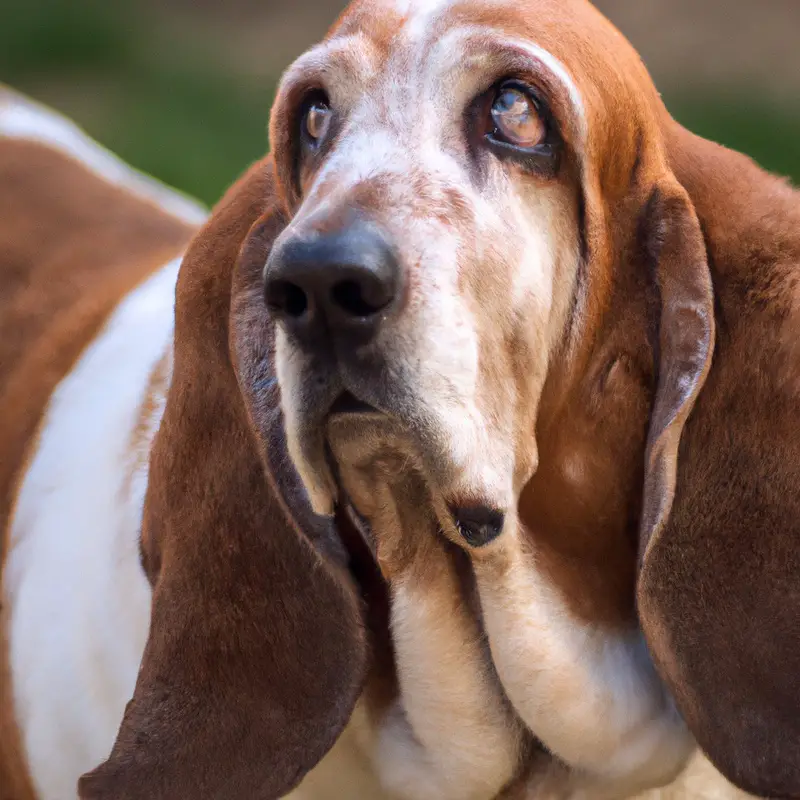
left=1, top=1, right=799, bottom=798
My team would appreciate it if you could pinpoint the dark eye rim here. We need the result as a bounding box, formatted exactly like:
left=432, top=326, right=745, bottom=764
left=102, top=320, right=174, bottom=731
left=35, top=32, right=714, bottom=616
left=482, top=79, right=561, bottom=174
left=299, top=88, right=334, bottom=152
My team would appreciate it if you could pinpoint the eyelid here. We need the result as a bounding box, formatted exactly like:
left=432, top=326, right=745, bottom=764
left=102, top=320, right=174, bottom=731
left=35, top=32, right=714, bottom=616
left=497, top=79, right=545, bottom=109
left=476, top=78, right=561, bottom=176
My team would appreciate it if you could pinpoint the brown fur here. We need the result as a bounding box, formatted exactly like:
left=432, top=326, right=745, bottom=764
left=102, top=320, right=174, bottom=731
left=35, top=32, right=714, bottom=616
left=3, top=1, right=800, bottom=797
left=78, top=160, right=368, bottom=800
left=0, top=138, right=194, bottom=800
left=638, top=125, right=800, bottom=798
left=269, top=1, right=800, bottom=793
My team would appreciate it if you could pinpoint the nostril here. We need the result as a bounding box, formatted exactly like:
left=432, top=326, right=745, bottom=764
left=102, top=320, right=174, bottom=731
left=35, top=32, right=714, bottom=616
left=264, top=222, right=400, bottom=338
left=331, top=278, right=392, bottom=318
left=266, top=281, right=308, bottom=319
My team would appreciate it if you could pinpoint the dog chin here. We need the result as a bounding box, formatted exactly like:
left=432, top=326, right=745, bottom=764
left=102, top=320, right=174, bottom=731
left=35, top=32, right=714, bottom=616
left=289, top=393, right=515, bottom=533
left=325, top=412, right=447, bottom=542
left=285, top=410, right=421, bottom=517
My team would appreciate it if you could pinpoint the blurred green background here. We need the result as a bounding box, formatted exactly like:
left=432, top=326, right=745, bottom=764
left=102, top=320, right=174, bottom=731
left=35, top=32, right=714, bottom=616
left=2, top=0, right=798, bottom=207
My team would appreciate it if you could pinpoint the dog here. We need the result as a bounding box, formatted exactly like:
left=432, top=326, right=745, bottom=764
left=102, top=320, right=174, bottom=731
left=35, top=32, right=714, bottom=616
left=1, top=0, right=798, bottom=798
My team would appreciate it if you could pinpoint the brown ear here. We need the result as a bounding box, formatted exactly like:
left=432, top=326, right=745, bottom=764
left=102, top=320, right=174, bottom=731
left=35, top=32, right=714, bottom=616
left=637, top=183, right=715, bottom=564
left=78, top=159, right=367, bottom=800
left=638, top=175, right=800, bottom=797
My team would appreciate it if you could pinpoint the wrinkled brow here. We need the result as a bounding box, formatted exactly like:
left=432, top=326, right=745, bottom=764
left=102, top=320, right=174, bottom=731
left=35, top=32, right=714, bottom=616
left=426, top=27, right=587, bottom=146
left=278, top=33, right=382, bottom=104
left=284, top=24, right=586, bottom=150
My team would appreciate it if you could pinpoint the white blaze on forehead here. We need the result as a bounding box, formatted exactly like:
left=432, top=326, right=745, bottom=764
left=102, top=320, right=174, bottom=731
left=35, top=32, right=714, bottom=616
left=388, top=0, right=448, bottom=12
left=386, top=0, right=454, bottom=25
left=362, top=1, right=587, bottom=145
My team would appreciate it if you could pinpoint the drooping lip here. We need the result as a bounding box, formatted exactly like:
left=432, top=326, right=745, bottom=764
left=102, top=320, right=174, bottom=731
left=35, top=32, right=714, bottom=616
left=328, top=390, right=381, bottom=417
left=325, top=435, right=505, bottom=558
left=323, top=439, right=377, bottom=555
left=322, top=389, right=506, bottom=551
left=343, top=497, right=376, bottom=555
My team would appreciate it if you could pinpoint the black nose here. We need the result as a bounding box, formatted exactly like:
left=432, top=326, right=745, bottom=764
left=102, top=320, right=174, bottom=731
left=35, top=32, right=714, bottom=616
left=264, top=223, right=400, bottom=343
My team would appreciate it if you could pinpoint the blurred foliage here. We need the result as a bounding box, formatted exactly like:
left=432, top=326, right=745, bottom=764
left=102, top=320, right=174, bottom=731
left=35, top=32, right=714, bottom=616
left=0, top=0, right=273, bottom=205
left=1, top=0, right=798, bottom=208
left=667, top=93, right=800, bottom=186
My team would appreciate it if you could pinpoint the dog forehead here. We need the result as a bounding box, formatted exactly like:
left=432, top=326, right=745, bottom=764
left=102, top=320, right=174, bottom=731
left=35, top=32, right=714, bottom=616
left=327, top=0, right=659, bottom=138
left=331, top=0, right=598, bottom=57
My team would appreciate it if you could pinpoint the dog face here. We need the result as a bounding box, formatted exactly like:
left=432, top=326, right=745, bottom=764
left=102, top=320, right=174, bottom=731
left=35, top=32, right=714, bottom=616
left=265, top=0, right=635, bottom=548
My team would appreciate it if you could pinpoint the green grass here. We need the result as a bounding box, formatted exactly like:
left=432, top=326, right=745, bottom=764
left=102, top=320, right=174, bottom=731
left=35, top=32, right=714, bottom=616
left=2, top=0, right=798, bottom=206
left=0, top=0, right=273, bottom=205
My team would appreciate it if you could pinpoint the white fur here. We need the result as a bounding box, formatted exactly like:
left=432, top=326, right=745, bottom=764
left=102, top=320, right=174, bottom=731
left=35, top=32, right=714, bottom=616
left=3, top=258, right=180, bottom=799
left=291, top=743, right=750, bottom=800
left=0, top=87, right=207, bottom=225
left=471, top=524, right=695, bottom=796
left=398, top=0, right=455, bottom=41
left=370, top=571, right=521, bottom=799
left=388, top=0, right=453, bottom=16
left=274, top=25, right=582, bottom=514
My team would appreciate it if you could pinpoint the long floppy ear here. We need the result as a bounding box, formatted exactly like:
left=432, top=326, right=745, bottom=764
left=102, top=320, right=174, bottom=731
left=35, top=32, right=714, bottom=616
left=78, top=158, right=367, bottom=799
left=638, top=165, right=800, bottom=797
left=636, top=182, right=715, bottom=567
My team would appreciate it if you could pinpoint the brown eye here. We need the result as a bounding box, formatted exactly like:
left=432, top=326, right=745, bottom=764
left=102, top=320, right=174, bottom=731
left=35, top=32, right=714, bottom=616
left=489, top=85, right=546, bottom=149
left=304, top=101, right=332, bottom=144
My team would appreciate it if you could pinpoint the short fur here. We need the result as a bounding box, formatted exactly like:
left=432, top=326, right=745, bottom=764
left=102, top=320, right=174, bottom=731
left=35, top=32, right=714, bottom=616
left=1, top=1, right=799, bottom=798
left=0, top=135, right=194, bottom=800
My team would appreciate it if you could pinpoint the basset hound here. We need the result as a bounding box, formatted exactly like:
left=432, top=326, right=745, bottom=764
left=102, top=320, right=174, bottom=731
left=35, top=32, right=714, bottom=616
left=1, top=0, right=798, bottom=798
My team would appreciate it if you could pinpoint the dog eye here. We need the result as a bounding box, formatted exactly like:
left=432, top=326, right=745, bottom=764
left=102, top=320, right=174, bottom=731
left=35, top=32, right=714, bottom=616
left=489, top=84, right=546, bottom=149
left=303, top=98, right=332, bottom=146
